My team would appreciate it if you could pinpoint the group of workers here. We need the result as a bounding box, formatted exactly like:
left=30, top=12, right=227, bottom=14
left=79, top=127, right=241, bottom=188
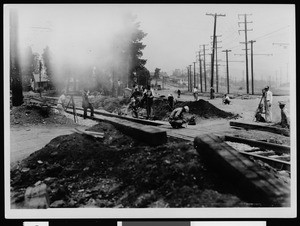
left=55, top=83, right=289, bottom=129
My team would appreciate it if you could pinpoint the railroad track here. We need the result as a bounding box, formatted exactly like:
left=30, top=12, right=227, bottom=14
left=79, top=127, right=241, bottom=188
left=27, top=96, right=291, bottom=173
left=224, top=135, right=290, bottom=172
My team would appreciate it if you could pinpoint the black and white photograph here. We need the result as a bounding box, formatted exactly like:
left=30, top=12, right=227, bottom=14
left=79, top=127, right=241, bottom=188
left=4, top=4, right=296, bottom=219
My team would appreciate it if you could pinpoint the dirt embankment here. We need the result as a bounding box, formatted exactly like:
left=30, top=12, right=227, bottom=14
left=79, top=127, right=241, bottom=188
left=11, top=121, right=257, bottom=208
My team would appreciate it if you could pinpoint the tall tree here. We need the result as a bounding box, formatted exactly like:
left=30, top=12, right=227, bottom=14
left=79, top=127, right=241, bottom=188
left=42, top=46, right=54, bottom=89
left=10, top=8, right=23, bottom=106
left=113, top=13, right=148, bottom=88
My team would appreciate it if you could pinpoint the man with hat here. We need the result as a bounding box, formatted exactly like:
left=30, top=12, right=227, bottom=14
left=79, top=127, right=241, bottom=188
left=263, top=86, right=273, bottom=122
left=169, top=106, right=189, bottom=128
left=279, top=101, right=290, bottom=128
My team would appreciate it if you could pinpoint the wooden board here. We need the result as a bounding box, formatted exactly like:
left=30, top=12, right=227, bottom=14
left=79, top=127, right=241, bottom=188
left=230, top=121, right=290, bottom=136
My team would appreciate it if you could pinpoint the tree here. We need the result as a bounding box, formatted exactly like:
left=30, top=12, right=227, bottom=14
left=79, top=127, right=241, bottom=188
left=112, top=13, right=148, bottom=88
left=153, top=68, right=161, bottom=88
left=136, top=66, right=151, bottom=87
left=42, top=46, right=54, bottom=89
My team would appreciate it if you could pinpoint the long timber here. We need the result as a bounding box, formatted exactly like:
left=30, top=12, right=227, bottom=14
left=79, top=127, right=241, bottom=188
left=230, top=121, right=290, bottom=136
left=224, top=135, right=290, bottom=155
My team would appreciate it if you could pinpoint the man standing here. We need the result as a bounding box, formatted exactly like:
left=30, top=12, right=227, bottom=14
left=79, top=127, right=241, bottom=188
left=177, top=89, right=181, bottom=98
left=264, top=86, right=273, bottom=122
left=145, top=85, right=154, bottom=119
left=82, top=89, right=94, bottom=119
left=167, top=94, right=174, bottom=111
left=57, top=89, right=66, bottom=116
left=193, top=87, right=198, bottom=101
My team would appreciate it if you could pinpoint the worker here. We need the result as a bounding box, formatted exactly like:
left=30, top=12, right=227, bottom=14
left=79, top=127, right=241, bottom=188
left=223, top=94, right=231, bottom=105
left=177, top=89, right=181, bottom=98
left=169, top=106, right=189, bottom=128
left=130, top=86, right=141, bottom=99
left=167, top=94, right=174, bottom=111
left=56, top=89, right=66, bottom=116
left=193, top=87, right=198, bottom=101
left=279, top=101, right=290, bottom=128
left=264, top=86, right=273, bottom=122
left=129, top=96, right=139, bottom=118
left=82, top=88, right=94, bottom=119
left=254, top=103, right=266, bottom=122
left=144, top=85, right=154, bottom=119
left=210, top=87, right=215, bottom=99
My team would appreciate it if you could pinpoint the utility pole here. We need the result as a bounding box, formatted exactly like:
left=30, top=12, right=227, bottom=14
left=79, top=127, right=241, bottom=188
left=198, top=51, right=203, bottom=92
left=189, top=65, right=192, bottom=91
left=211, top=35, right=222, bottom=92
left=187, top=66, right=190, bottom=92
left=249, top=40, right=256, bottom=95
left=206, top=13, right=226, bottom=99
left=202, top=44, right=209, bottom=92
left=10, top=8, right=24, bottom=106
left=238, top=13, right=252, bottom=94
left=222, top=49, right=232, bottom=94
left=39, top=60, right=42, bottom=97
left=193, top=62, right=197, bottom=88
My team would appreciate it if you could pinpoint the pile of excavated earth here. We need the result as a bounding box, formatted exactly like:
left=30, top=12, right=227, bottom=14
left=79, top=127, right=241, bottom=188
left=11, top=121, right=258, bottom=208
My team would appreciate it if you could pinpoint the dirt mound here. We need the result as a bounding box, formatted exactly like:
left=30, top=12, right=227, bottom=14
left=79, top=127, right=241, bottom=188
left=10, top=105, right=76, bottom=126
left=11, top=121, right=255, bottom=208
left=176, top=99, right=239, bottom=119
left=152, top=99, right=239, bottom=120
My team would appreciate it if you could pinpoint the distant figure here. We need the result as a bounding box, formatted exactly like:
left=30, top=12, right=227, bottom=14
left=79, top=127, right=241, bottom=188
left=279, top=102, right=290, bottom=128
left=82, top=89, right=94, bottom=119
left=223, top=94, right=231, bottom=105
left=210, top=87, right=215, bottom=99
left=130, top=86, right=141, bottom=99
left=254, top=103, right=266, bottom=122
left=263, top=86, right=273, bottom=122
left=167, top=94, right=174, bottom=111
left=193, top=87, right=198, bottom=101
left=57, top=89, right=66, bottom=116
left=177, top=89, right=181, bottom=98
left=169, top=106, right=189, bottom=129
left=145, top=85, right=154, bottom=119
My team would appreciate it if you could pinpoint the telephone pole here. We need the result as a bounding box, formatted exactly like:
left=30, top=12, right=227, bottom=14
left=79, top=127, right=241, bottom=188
left=238, top=13, right=252, bottom=94
left=249, top=40, right=256, bottom=94
left=186, top=66, right=191, bottom=91
left=202, top=44, right=209, bottom=92
left=206, top=13, right=226, bottom=99
left=211, top=35, right=222, bottom=92
left=193, top=62, right=196, bottom=88
left=197, top=51, right=203, bottom=92
left=189, top=65, right=192, bottom=91
left=10, top=8, right=24, bottom=106
left=222, top=49, right=232, bottom=94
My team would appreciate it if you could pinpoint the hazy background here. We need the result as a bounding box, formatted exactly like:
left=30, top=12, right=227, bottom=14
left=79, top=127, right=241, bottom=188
left=9, top=4, right=295, bottom=84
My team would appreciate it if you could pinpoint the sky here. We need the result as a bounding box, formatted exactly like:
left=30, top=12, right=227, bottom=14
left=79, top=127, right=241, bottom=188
left=6, top=4, right=295, bottom=83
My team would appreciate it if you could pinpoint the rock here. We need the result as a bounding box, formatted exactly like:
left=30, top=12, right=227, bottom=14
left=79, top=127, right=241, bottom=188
left=50, top=200, right=65, bottom=208
left=34, top=181, right=42, bottom=186
left=24, top=183, right=49, bottom=209
left=21, top=168, right=30, bottom=173
left=37, top=160, right=43, bottom=164
left=149, top=199, right=169, bottom=208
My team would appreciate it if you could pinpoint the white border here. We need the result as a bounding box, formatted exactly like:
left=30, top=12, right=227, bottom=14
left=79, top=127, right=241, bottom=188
left=4, top=3, right=297, bottom=219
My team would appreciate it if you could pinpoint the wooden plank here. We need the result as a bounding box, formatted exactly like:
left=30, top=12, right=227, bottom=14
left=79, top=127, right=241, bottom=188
left=67, top=109, right=167, bottom=146
left=229, top=121, right=290, bottom=136
left=224, top=135, right=290, bottom=154
left=194, top=134, right=290, bottom=206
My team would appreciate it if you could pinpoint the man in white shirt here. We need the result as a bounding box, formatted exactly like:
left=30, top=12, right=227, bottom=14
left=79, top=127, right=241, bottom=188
left=264, top=86, right=273, bottom=122
left=57, top=89, right=66, bottom=116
